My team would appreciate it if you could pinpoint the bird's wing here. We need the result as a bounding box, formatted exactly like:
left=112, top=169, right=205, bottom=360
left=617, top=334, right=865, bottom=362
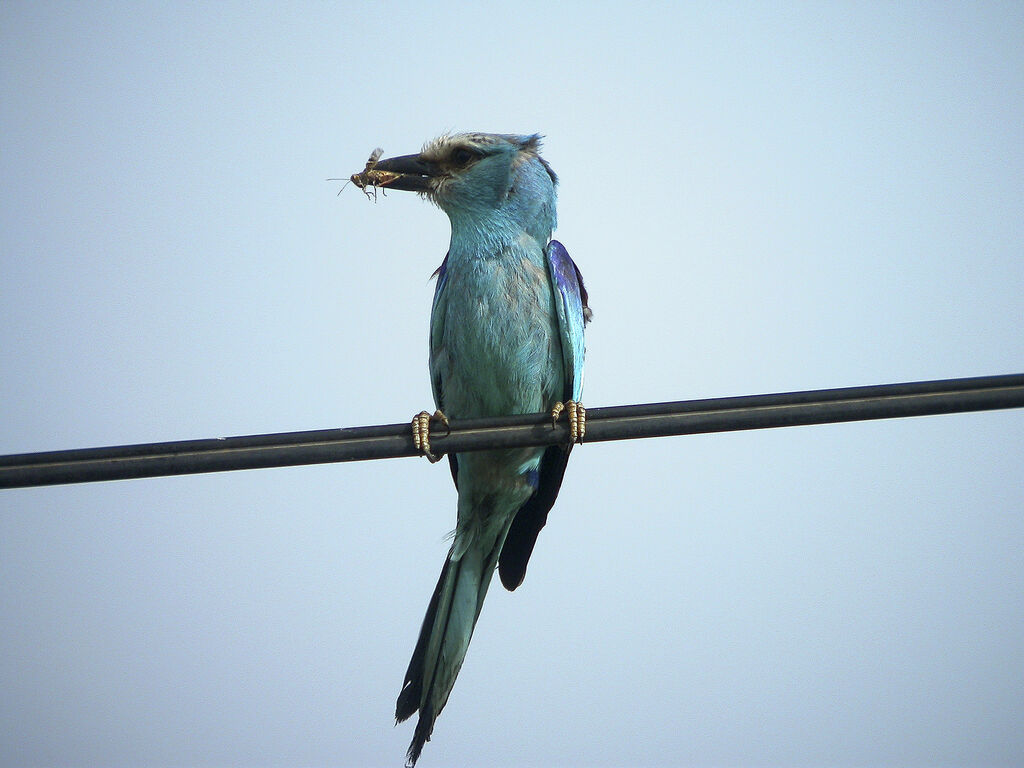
left=428, top=252, right=450, bottom=410
left=428, top=252, right=460, bottom=488
left=497, top=240, right=590, bottom=591
left=545, top=239, right=589, bottom=401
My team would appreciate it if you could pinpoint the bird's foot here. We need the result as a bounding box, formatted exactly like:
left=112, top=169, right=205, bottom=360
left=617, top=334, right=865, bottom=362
left=550, top=401, right=586, bottom=444
left=411, top=410, right=449, bottom=463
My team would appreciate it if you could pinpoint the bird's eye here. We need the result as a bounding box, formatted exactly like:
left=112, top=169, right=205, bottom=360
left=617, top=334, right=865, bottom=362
left=451, top=147, right=477, bottom=166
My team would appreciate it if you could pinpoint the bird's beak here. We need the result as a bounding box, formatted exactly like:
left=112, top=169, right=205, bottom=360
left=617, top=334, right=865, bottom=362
left=359, top=153, right=440, bottom=193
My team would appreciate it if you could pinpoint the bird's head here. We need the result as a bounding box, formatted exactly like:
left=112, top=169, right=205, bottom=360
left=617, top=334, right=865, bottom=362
left=368, top=133, right=558, bottom=237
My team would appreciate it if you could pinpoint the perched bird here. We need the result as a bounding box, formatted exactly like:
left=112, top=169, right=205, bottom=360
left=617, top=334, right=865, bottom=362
left=362, top=133, right=591, bottom=766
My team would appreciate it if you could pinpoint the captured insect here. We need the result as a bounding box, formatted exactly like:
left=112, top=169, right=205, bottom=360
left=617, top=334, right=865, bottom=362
left=327, top=147, right=403, bottom=200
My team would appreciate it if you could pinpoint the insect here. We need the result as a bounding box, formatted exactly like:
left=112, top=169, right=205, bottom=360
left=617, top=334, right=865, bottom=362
left=327, top=147, right=403, bottom=200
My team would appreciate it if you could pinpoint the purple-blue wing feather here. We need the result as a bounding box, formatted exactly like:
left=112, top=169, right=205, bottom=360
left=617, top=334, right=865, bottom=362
left=428, top=253, right=459, bottom=488
left=545, top=240, right=589, bottom=401
left=498, top=240, right=590, bottom=591
left=428, top=251, right=449, bottom=412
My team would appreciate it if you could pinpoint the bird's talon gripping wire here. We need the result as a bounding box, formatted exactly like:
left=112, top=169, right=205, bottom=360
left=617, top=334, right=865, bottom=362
left=412, top=410, right=449, bottom=463
left=550, top=400, right=586, bottom=444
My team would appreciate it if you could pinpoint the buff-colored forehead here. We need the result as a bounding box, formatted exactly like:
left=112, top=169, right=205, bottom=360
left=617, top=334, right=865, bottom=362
left=418, top=133, right=555, bottom=184
left=419, top=133, right=542, bottom=161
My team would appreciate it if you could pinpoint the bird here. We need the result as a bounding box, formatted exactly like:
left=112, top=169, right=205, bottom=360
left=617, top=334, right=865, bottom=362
left=359, top=133, right=591, bottom=766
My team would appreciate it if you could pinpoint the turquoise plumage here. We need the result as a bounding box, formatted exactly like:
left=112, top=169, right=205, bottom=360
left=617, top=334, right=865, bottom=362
left=366, top=134, right=590, bottom=765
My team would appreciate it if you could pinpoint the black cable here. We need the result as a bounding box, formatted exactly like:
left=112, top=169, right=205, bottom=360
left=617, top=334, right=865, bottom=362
left=2, top=373, right=1022, bottom=489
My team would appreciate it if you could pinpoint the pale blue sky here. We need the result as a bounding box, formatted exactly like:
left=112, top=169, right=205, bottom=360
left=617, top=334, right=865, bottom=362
left=2, top=3, right=1023, bottom=766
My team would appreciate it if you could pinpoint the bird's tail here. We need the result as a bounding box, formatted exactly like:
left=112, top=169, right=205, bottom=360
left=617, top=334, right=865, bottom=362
left=396, top=532, right=502, bottom=767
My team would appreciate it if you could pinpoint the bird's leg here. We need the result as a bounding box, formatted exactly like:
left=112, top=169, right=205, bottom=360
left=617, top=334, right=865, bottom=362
left=550, top=400, right=586, bottom=444
left=411, top=410, right=449, bottom=463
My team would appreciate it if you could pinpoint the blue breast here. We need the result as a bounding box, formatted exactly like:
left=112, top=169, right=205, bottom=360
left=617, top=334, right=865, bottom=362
left=430, top=237, right=562, bottom=419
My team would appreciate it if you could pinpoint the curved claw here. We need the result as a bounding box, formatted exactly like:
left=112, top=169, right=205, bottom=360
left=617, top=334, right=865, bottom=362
left=411, top=410, right=449, bottom=463
left=550, top=401, right=586, bottom=444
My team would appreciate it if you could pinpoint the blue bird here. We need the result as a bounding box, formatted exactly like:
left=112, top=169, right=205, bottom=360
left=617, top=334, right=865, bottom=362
left=363, top=133, right=591, bottom=765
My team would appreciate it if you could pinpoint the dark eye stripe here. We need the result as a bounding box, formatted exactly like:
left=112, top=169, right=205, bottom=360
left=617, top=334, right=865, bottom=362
left=451, top=147, right=478, bottom=166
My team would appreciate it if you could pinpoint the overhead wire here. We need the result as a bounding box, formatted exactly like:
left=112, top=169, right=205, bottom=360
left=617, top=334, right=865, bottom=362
left=2, top=373, right=1022, bottom=489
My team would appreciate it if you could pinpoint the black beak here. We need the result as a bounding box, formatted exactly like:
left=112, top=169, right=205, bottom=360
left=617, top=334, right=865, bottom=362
left=362, top=153, right=440, bottom=192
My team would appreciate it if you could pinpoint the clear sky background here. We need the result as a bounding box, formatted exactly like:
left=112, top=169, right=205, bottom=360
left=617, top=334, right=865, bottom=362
left=2, top=3, right=1022, bottom=767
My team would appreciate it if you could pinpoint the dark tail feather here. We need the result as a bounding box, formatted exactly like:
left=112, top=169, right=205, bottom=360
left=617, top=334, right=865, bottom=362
left=395, top=559, right=450, bottom=725
left=396, top=541, right=497, bottom=767
left=405, top=715, right=434, bottom=768
left=396, top=558, right=449, bottom=767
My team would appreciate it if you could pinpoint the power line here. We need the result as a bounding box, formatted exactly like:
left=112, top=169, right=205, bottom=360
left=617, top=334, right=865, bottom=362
left=2, top=373, right=1022, bottom=489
